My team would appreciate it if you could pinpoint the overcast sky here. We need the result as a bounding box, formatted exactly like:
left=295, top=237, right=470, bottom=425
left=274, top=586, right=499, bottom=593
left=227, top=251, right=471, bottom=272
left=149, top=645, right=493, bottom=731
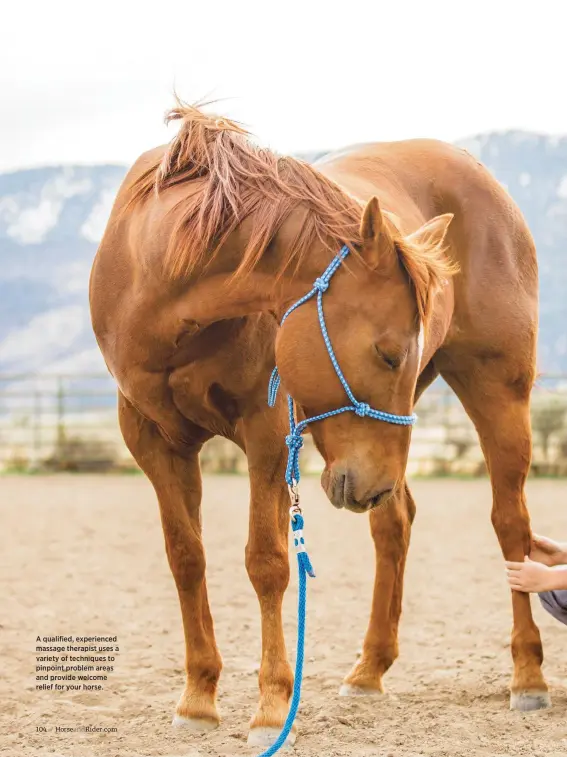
left=1, top=0, right=566, bottom=172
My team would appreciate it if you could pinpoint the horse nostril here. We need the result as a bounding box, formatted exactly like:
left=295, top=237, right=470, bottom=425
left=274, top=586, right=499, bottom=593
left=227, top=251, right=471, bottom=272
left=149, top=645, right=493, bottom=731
left=334, top=472, right=347, bottom=509
left=323, top=469, right=347, bottom=509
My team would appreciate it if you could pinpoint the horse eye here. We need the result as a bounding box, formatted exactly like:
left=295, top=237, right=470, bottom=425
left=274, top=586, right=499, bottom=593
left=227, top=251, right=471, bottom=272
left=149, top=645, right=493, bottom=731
left=375, top=346, right=403, bottom=370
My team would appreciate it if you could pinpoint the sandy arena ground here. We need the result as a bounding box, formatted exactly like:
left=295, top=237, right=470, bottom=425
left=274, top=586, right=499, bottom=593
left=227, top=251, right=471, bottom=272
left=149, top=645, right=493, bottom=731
left=2, top=475, right=567, bottom=757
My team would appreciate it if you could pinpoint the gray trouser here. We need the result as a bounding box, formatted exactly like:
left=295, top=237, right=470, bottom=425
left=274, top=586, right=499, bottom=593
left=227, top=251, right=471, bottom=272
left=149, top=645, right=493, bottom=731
left=539, top=590, right=567, bottom=625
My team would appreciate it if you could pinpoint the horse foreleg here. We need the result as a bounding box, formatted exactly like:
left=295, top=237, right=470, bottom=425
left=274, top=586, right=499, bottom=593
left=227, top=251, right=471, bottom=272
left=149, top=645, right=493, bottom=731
left=340, top=482, right=414, bottom=695
left=339, top=365, right=434, bottom=696
left=240, top=408, right=294, bottom=747
left=118, top=392, right=223, bottom=729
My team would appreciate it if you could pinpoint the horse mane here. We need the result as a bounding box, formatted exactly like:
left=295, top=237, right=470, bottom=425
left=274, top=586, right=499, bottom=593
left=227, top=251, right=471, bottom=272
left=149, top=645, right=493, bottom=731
left=126, top=99, right=363, bottom=282
left=126, top=99, right=455, bottom=320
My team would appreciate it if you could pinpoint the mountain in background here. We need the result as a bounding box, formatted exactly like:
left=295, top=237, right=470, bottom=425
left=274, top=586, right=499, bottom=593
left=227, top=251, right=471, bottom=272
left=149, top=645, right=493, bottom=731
left=0, top=132, right=566, bottom=377
left=0, top=165, right=125, bottom=376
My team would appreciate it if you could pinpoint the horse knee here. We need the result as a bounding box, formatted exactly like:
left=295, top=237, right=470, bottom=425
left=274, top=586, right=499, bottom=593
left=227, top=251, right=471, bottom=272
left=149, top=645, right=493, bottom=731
left=370, top=504, right=411, bottom=557
left=164, top=529, right=206, bottom=591
left=245, top=545, right=290, bottom=597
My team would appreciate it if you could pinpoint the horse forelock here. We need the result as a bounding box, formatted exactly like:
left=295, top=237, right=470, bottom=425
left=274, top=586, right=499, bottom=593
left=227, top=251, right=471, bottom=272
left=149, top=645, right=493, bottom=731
left=376, top=210, right=456, bottom=326
left=394, top=233, right=458, bottom=327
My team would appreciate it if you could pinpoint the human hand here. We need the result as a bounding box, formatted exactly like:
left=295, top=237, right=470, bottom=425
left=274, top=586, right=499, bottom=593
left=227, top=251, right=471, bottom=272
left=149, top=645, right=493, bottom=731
left=506, top=556, right=566, bottom=593
left=530, top=533, right=567, bottom=567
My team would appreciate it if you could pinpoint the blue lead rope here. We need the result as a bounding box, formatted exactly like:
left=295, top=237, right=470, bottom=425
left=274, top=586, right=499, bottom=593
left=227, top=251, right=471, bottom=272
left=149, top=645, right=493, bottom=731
left=259, top=244, right=417, bottom=756
left=256, top=513, right=314, bottom=757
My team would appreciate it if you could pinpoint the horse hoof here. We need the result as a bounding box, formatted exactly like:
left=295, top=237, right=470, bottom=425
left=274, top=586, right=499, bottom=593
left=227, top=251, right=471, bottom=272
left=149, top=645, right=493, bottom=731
left=247, top=726, right=296, bottom=748
left=510, top=690, right=551, bottom=712
left=172, top=714, right=219, bottom=731
left=339, top=683, right=383, bottom=697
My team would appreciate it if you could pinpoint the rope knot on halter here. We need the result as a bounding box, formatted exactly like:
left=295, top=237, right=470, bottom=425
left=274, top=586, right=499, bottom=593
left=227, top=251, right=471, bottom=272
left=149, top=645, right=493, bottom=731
left=285, top=434, right=304, bottom=452
left=313, top=276, right=329, bottom=293
left=354, top=402, right=371, bottom=417
left=285, top=432, right=304, bottom=491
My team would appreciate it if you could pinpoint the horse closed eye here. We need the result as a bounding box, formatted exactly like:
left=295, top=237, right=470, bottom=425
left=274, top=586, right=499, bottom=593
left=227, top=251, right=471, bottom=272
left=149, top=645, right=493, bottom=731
left=175, top=319, right=201, bottom=347
left=375, top=346, right=404, bottom=370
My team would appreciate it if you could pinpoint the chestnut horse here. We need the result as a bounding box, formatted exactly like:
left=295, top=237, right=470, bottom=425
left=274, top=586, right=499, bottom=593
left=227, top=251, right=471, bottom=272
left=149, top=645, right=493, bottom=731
left=89, top=104, right=548, bottom=746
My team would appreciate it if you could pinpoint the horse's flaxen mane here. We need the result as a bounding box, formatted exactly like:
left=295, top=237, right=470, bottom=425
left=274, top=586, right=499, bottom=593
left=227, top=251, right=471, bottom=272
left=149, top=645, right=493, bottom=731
left=127, top=100, right=455, bottom=320
left=127, top=99, right=363, bottom=282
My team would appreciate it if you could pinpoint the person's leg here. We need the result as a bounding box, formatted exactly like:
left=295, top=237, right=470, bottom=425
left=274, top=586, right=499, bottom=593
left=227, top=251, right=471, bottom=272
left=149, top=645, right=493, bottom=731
left=539, top=591, right=567, bottom=625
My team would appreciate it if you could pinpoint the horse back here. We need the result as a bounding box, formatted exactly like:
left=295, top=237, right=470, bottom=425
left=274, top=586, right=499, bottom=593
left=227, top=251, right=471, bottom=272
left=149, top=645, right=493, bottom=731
left=317, top=139, right=538, bottom=357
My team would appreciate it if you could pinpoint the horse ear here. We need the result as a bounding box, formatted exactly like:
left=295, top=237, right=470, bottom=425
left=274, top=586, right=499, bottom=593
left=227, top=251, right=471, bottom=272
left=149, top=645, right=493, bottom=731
left=405, top=213, right=453, bottom=249
left=360, top=196, right=383, bottom=242
left=359, top=196, right=396, bottom=269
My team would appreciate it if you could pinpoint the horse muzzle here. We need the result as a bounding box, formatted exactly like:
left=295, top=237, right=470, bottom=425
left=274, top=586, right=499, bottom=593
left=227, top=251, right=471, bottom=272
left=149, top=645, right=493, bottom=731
left=322, top=467, right=395, bottom=512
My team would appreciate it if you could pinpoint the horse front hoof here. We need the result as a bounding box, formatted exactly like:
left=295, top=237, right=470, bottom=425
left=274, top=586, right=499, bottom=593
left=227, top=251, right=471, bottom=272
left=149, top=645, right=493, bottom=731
left=247, top=726, right=296, bottom=749
left=339, top=683, right=384, bottom=697
left=510, top=690, right=551, bottom=712
left=172, top=714, right=220, bottom=731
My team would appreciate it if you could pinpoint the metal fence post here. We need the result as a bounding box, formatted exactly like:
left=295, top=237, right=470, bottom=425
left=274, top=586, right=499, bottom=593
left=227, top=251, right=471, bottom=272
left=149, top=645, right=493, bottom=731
left=56, top=377, right=66, bottom=452
left=30, top=384, right=42, bottom=470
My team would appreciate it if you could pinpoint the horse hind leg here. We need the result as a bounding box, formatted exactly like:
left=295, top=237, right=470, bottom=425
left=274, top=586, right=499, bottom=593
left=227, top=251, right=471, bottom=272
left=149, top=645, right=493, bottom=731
left=441, top=355, right=550, bottom=711
left=118, top=392, right=223, bottom=729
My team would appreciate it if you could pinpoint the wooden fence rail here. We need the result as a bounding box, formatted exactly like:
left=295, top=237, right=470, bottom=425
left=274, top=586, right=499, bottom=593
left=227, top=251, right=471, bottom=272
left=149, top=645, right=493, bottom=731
left=1, top=374, right=566, bottom=476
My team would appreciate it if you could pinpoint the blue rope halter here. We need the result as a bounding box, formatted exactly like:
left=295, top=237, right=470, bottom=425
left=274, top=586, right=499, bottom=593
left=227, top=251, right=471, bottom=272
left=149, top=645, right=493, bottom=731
left=257, top=244, right=417, bottom=757
left=268, top=243, right=417, bottom=485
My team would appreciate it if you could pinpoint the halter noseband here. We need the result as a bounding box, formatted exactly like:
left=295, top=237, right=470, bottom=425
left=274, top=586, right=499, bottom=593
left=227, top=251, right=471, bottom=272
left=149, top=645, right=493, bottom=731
left=268, top=244, right=417, bottom=489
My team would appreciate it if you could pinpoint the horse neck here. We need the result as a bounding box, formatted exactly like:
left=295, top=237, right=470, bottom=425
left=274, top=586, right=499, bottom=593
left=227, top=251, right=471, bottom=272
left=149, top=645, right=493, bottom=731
left=262, top=210, right=340, bottom=313
left=180, top=210, right=339, bottom=326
